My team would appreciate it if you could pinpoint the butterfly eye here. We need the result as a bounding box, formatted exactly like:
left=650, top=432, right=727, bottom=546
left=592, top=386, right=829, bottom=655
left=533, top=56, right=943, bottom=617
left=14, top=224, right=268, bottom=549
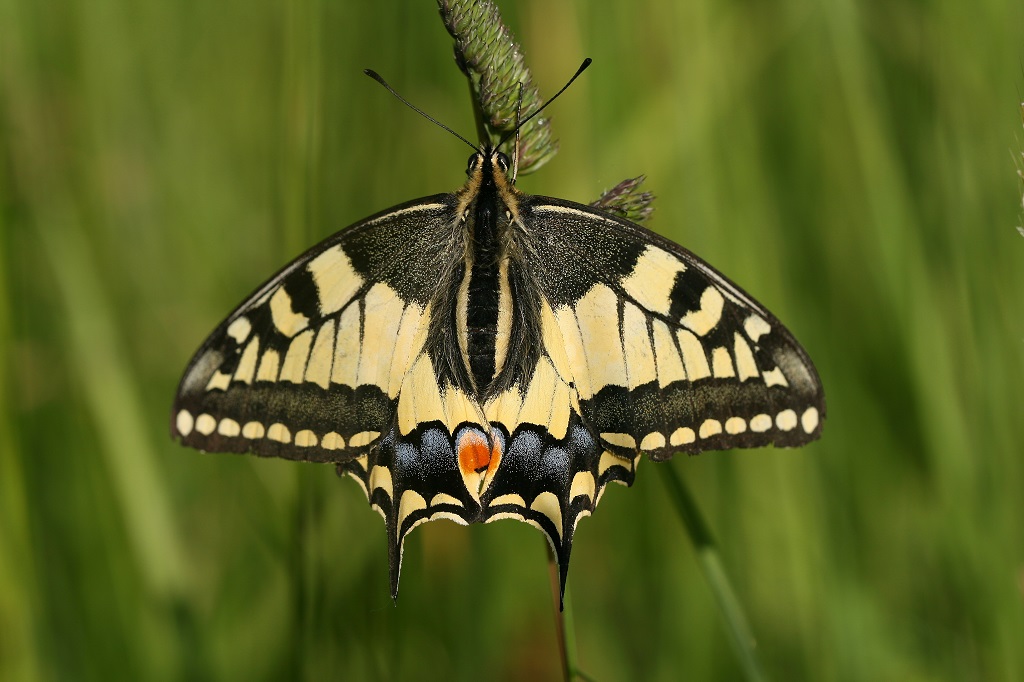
left=466, top=153, right=480, bottom=176
left=495, top=152, right=511, bottom=173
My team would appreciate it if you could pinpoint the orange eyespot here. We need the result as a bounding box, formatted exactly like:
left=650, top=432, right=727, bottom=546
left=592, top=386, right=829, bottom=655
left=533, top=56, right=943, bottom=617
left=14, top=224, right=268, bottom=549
left=457, top=427, right=504, bottom=477
left=457, top=429, right=491, bottom=475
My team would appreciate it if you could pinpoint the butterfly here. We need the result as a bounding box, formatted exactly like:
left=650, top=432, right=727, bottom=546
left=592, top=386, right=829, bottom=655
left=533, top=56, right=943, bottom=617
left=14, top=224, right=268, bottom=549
left=171, top=66, right=825, bottom=603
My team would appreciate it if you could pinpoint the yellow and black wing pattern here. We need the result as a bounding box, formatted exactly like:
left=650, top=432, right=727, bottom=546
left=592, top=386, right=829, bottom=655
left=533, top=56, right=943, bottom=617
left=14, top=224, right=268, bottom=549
left=173, top=195, right=456, bottom=461
left=172, top=148, right=824, bottom=600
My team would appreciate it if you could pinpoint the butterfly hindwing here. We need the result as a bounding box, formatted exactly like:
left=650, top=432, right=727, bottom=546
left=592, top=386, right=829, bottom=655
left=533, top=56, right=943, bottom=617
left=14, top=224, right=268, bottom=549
left=171, top=196, right=457, bottom=463
left=339, top=414, right=485, bottom=597
left=478, top=303, right=643, bottom=600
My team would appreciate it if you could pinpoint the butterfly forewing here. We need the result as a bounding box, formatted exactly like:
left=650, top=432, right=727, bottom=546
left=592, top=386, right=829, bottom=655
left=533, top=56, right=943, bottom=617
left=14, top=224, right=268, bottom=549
left=520, top=196, right=824, bottom=460
left=171, top=195, right=458, bottom=462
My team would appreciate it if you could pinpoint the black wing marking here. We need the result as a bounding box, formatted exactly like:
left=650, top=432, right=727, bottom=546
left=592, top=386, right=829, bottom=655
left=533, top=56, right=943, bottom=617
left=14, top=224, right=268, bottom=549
left=171, top=195, right=459, bottom=462
left=481, top=401, right=638, bottom=605
left=338, top=418, right=484, bottom=599
left=520, top=195, right=826, bottom=461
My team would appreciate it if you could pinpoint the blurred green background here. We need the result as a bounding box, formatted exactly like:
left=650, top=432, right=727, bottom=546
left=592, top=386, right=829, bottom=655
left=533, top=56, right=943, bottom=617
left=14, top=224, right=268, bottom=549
left=3, top=0, right=1023, bottom=679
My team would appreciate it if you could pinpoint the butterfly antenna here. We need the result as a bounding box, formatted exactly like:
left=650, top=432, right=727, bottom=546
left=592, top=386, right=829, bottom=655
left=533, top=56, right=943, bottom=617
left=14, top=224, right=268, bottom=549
left=364, top=69, right=478, bottom=152
left=498, top=57, right=592, bottom=148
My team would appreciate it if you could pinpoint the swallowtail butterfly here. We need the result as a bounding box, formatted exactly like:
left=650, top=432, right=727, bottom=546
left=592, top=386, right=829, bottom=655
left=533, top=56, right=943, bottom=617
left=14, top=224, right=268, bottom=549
left=172, top=68, right=825, bottom=602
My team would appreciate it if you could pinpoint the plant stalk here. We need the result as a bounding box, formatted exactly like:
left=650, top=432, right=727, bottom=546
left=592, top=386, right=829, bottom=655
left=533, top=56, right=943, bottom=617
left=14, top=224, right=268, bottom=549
left=661, top=464, right=768, bottom=682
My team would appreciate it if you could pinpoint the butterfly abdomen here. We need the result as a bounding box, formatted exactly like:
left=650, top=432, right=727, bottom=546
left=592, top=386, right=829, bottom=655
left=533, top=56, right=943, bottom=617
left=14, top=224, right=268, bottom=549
left=464, top=201, right=503, bottom=390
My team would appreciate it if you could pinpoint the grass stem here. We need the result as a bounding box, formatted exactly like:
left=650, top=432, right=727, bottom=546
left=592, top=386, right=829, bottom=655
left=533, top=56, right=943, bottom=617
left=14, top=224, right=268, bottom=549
left=661, top=463, right=768, bottom=682
left=548, top=546, right=591, bottom=682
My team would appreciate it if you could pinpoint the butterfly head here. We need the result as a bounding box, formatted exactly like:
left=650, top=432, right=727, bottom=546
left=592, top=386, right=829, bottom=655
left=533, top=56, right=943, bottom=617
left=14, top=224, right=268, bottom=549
left=460, top=145, right=520, bottom=205
left=455, top=144, right=522, bottom=229
left=466, top=146, right=512, bottom=179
